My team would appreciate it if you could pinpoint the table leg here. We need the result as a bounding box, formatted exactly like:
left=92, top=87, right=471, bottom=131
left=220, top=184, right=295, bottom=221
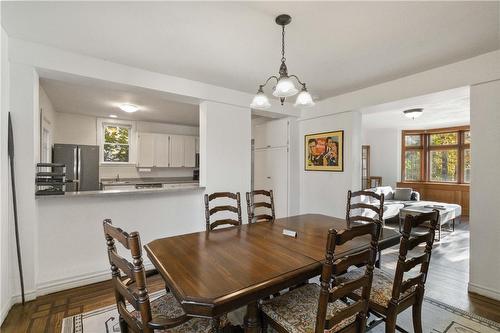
left=243, top=301, right=261, bottom=333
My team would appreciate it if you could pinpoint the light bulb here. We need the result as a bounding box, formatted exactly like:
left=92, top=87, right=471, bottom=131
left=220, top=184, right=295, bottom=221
left=273, top=77, right=298, bottom=98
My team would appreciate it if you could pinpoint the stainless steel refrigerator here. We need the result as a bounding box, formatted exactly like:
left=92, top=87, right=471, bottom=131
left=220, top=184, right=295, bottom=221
left=53, top=144, right=100, bottom=192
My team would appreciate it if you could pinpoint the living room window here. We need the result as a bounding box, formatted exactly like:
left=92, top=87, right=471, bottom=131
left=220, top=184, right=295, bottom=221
left=402, top=126, right=470, bottom=184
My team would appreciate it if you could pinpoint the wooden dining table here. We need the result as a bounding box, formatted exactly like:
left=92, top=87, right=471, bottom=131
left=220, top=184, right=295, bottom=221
left=144, top=214, right=400, bottom=332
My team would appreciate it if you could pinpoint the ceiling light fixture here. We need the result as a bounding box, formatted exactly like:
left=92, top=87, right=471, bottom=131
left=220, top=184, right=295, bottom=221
left=403, top=108, right=423, bottom=120
left=109, top=114, right=118, bottom=118
left=251, top=14, right=315, bottom=109
left=119, top=103, right=139, bottom=113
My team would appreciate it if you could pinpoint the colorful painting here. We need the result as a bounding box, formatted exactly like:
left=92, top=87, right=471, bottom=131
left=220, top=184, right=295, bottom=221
left=305, top=130, right=344, bottom=171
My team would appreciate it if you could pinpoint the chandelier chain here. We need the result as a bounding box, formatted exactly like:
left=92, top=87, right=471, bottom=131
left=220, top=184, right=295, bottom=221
left=281, top=24, right=286, bottom=62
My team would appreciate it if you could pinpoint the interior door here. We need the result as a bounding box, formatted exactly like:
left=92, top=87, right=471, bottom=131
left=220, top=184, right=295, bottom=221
left=254, top=147, right=288, bottom=218
left=154, top=134, right=169, bottom=167
left=138, top=133, right=155, bottom=167
left=169, top=135, right=185, bottom=167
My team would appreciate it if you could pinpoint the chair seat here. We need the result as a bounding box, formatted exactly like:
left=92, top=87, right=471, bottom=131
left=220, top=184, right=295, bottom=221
left=336, top=268, right=416, bottom=308
left=261, top=283, right=356, bottom=333
left=135, top=292, right=216, bottom=332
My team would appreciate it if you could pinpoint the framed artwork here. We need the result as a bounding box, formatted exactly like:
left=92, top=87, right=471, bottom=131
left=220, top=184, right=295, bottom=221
left=305, top=130, right=344, bottom=172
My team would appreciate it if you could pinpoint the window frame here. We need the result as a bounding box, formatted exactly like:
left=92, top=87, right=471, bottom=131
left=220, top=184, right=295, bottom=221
left=97, top=118, right=137, bottom=165
left=401, top=126, right=470, bottom=184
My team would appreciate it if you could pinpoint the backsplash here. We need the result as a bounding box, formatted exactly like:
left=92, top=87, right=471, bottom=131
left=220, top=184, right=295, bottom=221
left=100, top=165, right=194, bottom=180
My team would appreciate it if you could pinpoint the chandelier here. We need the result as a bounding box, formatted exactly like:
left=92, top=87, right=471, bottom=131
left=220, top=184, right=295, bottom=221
left=250, top=14, right=315, bottom=109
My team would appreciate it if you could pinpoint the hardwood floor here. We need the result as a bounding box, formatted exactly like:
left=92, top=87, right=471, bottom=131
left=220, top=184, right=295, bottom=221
left=1, top=219, right=499, bottom=332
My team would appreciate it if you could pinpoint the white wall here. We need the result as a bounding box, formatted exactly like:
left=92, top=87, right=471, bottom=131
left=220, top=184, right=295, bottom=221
left=0, top=26, right=12, bottom=325
left=469, top=79, right=500, bottom=301
left=53, top=112, right=199, bottom=179
left=199, top=101, right=251, bottom=198
left=299, top=110, right=362, bottom=218
left=361, top=128, right=401, bottom=188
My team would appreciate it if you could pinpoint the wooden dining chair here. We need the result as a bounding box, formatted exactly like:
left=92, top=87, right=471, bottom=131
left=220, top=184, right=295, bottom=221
left=346, top=190, right=385, bottom=228
left=204, top=192, right=242, bottom=231
left=261, top=221, right=381, bottom=333
left=337, top=210, right=439, bottom=333
left=245, top=189, right=275, bottom=223
left=103, top=219, right=214, bottom=333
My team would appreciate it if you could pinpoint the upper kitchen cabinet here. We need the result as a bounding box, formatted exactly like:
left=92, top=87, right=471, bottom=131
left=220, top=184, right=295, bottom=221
left=184, top=136, right=196, bottom=167
left=137, top=133, right=155, bottom=167
left=253, top=118, right=289, bottom=149
left=138, top=133, right=197, bottom=168
left=154, top=134, right=170, bottom=167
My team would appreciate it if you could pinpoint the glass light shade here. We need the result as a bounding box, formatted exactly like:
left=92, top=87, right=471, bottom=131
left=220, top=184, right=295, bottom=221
left=250, top=92, right=271, bottom=109
left=294, top=90, right=315, bottom=107
left=119, top=103, right=139, bottom=113
left=403, top=109, right=423, bottom=119
left=273, top=77, right=299, bottom=97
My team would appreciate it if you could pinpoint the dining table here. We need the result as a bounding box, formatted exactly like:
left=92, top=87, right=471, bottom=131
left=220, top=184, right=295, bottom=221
left=144, top=213, right=400, bottom=333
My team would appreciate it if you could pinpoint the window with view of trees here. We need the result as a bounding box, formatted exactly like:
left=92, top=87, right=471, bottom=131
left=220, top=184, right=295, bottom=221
left=103, top=125, right=130, bottom=162
left=402, top=127, right=470, bottom=184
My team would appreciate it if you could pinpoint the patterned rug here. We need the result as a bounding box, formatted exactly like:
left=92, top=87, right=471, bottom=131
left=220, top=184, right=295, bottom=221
left=62, top=292, right=500, bottom=333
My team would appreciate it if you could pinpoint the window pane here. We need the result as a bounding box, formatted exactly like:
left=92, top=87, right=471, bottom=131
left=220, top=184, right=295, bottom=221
left=464, top=148, right=471, bottom=183
left=430, top=132, right=458, bottom=145
left=464, top=131, right=471, bottom=144
left=404, top=150, right=421, bottom=181
left=105, top=126, right=129, bottom=144
left=405, top=135, right=421, bottom=147
left=104, top=144, right=129, bottom=162
left=430, top=150, right=458, bottom=182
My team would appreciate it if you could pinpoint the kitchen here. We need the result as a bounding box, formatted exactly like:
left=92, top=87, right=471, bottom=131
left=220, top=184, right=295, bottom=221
left=36, top=77, right=201, bottom=197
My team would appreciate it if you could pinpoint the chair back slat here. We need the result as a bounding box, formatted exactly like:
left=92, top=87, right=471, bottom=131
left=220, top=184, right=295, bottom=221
left=390, top=210, right=439, bottom=303
left=346, top=190, right=384, bottom=227
left=208, top=218, right=241, bottom=230
left=332, top=249, right=372, bottom=274
left=315, top=222, right=381, bottom=333
left=246, top=190, right=276, bottom=223
left=205, top=192, right=242, bottom=231
left=209, top=205, right=239, bottom=215
left=329, top=275, right=370, bottom=300
left=103, top=219, right=154, bottom=333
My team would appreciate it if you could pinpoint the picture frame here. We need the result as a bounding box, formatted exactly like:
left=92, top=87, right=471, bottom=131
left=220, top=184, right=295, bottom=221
left=305, top=130, right=344, bottom=172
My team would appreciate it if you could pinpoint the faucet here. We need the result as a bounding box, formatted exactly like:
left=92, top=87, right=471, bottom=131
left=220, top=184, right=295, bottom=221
left=116, top=174, right=120, bottom=182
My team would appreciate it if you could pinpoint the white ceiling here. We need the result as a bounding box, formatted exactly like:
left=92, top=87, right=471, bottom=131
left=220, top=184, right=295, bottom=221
left=2, top=2, right=499, bottom=100
left=361, top=87, right=470, bottom=130
left=40, top=77, right=200, bottom=126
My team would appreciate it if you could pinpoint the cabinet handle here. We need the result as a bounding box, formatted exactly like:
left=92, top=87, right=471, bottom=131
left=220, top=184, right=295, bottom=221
left=267, top=176, right=271, bottom=179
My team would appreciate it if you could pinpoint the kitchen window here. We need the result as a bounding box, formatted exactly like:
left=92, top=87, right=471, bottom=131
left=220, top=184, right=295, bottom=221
left=401, top=126, right=470, bottom=184
left=97, top=118, right=137, bottom=164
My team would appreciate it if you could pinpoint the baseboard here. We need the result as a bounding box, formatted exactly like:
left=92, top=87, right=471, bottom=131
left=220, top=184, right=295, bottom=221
left=35, top=262, right=156, bottom=297
left=0, top=289, right=37, bottom=326
left=468, top=282, right=500, bottom=301
left=0, top=296, right=13, bottom=326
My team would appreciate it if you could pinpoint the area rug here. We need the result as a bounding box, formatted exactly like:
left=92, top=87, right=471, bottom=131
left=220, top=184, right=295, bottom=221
left=62, top=293, right=500, bottom=333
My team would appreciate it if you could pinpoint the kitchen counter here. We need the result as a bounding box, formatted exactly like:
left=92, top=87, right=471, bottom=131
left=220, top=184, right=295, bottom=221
left=36, top=182, right=203, bottom=199
left=100, top=177, right=198, bottom=186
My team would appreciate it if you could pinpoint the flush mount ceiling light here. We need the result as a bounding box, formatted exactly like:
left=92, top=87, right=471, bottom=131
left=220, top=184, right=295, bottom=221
left=250, top=14, right=315, bottom=110
left=119, top=103, right=139, bottom=113
left=109, top=114, right=118, bottom=118
left=403, top=108, right=424, bottom=120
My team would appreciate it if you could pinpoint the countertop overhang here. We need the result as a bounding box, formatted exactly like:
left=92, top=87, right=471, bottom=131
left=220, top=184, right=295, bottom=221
left=36, top=182, right=204, bottom=199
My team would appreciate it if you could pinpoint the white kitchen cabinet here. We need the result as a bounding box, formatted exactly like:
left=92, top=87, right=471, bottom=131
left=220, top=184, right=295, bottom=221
left=254, top=119, right=288, bottom=149
left=154, top=134, right=169, bottom=167
left=169, top=135, right=185, bottom=167
left=184, top=136, right=196, bottom=167
left=253, top=147, right=288, bottom=218
left=137, top=133, right=155, bottom=167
